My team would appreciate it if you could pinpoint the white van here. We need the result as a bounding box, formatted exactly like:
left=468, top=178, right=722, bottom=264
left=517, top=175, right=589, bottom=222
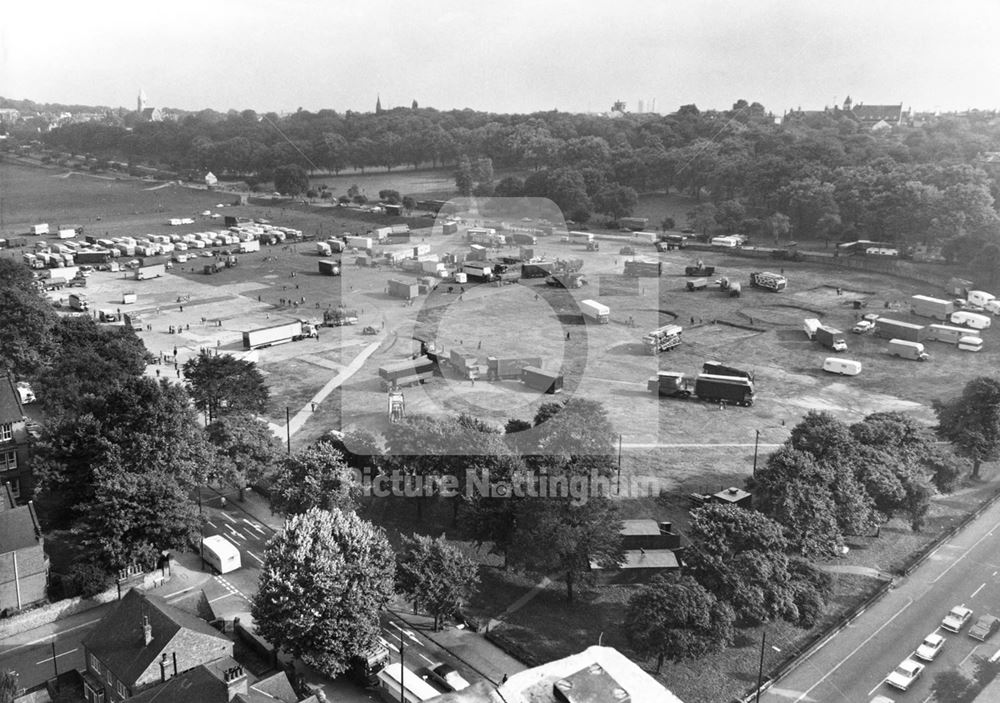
left=967, top=290, right=996, bottom=309
left=958, top=336, right=984, bottom=352
left=822, top=358, right=862, bottom=375
left=950, top=310, right=992, bottom=330
left=888, top=339, right=930, bottom=361
left=201, top=534, right=241, bottom=574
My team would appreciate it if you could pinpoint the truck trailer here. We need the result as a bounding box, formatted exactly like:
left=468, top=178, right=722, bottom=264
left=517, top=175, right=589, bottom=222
left=242, top=320, right=318, bottom=350
left=520, top=366, right=563, bottom=394
left=135, top=263, right=165, bottom=280
left=623, top=259, right=662, bottom=277
left=642, top=324, right=682, bottom=354
left=702, top=361, right=754, bottom=381
left=378, top=356, right=437, bottom=387
left=815, top=326, right=848, bottom=352
left=648, top=371, right=755, bottom=406
left=875, top=318, right=925, bottom=342
left=487, top=356, right=543, bottom=381
left=318, top=259, right=342, bottom=276
left=388, top=279, right=419, bottom=300
left=910, top=295, right=954, bottom=321
left=926, top=324, right=975, bottom=344
left=580, top=299, right=610, bottom=324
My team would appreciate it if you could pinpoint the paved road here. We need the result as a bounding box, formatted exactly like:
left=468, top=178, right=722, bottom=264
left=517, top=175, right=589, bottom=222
left=762, top=494, right=1000, bottom=702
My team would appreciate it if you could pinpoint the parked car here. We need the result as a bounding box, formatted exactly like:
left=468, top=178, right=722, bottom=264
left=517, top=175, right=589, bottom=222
left=942, top=605, right=974, bottom=633
left=886, top=658, right=924, bottom=691
left=969, top=614, right=1000, bottom=641
left=914, top=632, right=945, bottom=661
left=426, top=664, right=470, bottom=692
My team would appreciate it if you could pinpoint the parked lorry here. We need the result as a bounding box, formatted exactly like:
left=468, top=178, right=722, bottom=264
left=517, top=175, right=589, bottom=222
left=684, top=261, right=715, bottom=277
left=815, top=325, right=848, bottom=352
left=642, top=324, right=682, bottom=354
left=135, top=263, right=165, bottom=280
left=875, top=318, right=925, bottom=342
left=749, top=271, right=787, bottom=291
left=378, top=356, right=437, bottom=387
left=623, top=259, right=662, bottom=277
left=521, top=262, right=554, bottom=279
left=510, top=233, right=537, bottom=246
left=685, top=278, right=708, bottom=292
left=521, top=366, right=563, bottom=394
left=74, top=250, right=113, bottom=265
left=348, top=643, right=391, bottom=685
left=242, top=320, right=318, bottom=350
left=580, top=299, right=610, bottom=324
left=647, top=371, right=755, bottom=406
left=462, top=261, right=494, bottom=282
left=487, top=356, right=543, bottom=381
left=911, top=295, right=954, bottom=321
left=239, top=239, right=260, bottom=253
left=803, top=318, right=821, bottom=339
left=545, top=273, right=586, bottom=288
left=323, top=308, right=358, bottom=326
left=68, top=293, right=89, bottom=311
left=568, top=231, right=594, bottom=244
left=123, top=312, right=143, bottom=330
left=888, top=339, right=930, bottom=361
left=318, top=259, right=342, bottom=276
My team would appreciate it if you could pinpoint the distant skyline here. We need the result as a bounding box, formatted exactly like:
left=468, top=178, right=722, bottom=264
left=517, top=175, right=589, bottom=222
left=2, top=0, right=998, bottom=116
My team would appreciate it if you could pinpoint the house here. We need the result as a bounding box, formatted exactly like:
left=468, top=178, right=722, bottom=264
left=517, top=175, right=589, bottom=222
left=0, top=375, right=33, bottom=501
left=205, top=172, right=218, bottom=188
left=82, top=589, right=234, bottom=702
left=124, top=661, right=317, bottom=703
left=0, top=482, right=48, bottom=615
left=843, top=96, right=907, bottom=128
left=591, top=519, right=682, bottom=584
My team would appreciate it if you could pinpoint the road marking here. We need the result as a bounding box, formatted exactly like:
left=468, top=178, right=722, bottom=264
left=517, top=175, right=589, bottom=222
left=206, top=520, right=217, bottom=528
left=973, top=583, right=986, bottom=598
left=246, top=550, right=263, bottom=565
left=221, top=513, right=236, bottom=523
left=36, top=648, right=77, bottom=665
left=164, top=586, right=195, bottom=601
left=931, top=519, right=1000, bottom=583
left=792, top=598, right=913, bottom=703
left=384, top=642, right=399, bottom=653
left=208, top=593, right=234, bottom=604
left=962, top=644, right=984, bottom=666
left=418, top=653, right=434, bottom=664
left=11, top=617, right=105, bottom=653
left=867, top=681, right=883, bottom=696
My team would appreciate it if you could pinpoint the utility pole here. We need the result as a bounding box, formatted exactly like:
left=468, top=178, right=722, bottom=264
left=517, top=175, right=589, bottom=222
left=755, top=631, right=766, bottom=703
left=286, top=407, right=291, bottom=455
left=752, top=429, right=761, bottom=476
left=617, top=433, right=623, bottom=494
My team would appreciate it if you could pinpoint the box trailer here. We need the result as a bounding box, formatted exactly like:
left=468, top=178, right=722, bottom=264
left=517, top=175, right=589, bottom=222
left=926, top=324, right=973, bottom=344
left=510, top=232, right=537, bottom=246
left=388, top=279, right=419, bottom=300
left=623, top=259, right=662, bottom=277
left=47, top=266, right=80, bottom=283
left=568, top=231, right=594, bottom=244
left=521, top=366, right=563, bottom=394
left=242, top=320, right=316, bottom=350
left=803, top=318, right=821, bottom=339
left=68, top=293, right=89, bottom=311
left=888, top=339, right=929, bottom=361
left=318, top=259, right=342, bottom=276
left=815, top=326, right=847, bottom=352
left=31, top=224, right=49, bottom=235
left=442, top=221, right=459, bottom=235
left=74, top=250, right=112, bottom=265
left=239, top=239, right=260, bottom=253
left=486, top=356, right=543, bottom=380
left=911, top=295, right=954, bottom=321
left=702, top=361, right=754, bottom=381
left=135, top=263, right=165, bottom=280
left=378, top=356, right=437, bottom=387
left=694, top=374, right=755, bottom=406
left=580, top=299, right=610, bottom=324
left=346, top=236, right=373, bottom=250
left=875, top=318, right=925, bottom=342
left=685, top=278, right=708, bottom=292
left=462, top=262, right=494, bottom=281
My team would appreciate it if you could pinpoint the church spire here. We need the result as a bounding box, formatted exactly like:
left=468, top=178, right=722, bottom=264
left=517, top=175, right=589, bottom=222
left=375, top=95, right=383, bottom=115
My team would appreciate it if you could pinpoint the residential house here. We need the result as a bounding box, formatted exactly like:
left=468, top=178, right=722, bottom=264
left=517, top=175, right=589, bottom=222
left=205, top=172, right=218, bottom=187
left=0, top=375, right=32, bottom=501
left=843, top=96, right=908, bottom=128
left=0, top=482, right=48, bottom=614
left=124, top=660, right=317, bottom=703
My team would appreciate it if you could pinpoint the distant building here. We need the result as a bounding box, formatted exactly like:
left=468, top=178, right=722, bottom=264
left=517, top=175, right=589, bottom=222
left=590, top=519, right=681, bottom=584
left=138, top=107, right=163, bottom=123
left=843, top=96, right=908, bottom=128
left=0, top=375, right=33, bottom=501
left=0, top=108, right=20, bottom=125
left=204, top=172, right=218, bottom=187
left=711, top=486, right=752, bottom=508
left=0, top=482, right=48, bottom=615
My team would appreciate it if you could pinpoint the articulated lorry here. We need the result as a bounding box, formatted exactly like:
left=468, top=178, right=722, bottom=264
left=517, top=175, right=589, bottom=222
left=875, top=318, right=925, bottom=342
left=242, top=320, right=318, bottom=350
left=647, top=371, right=755, bottom=406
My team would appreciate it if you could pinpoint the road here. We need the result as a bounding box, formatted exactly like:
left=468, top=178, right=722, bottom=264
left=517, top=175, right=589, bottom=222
left=762, top=494, right=1000, bottom=702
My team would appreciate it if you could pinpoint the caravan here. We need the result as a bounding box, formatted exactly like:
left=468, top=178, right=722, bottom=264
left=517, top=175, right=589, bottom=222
left=201, top=534, right=241, bottom=574
left=822, top=358, right=862, bottom=376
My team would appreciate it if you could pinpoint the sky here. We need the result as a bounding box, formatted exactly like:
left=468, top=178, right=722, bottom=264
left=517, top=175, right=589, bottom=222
left=2, top=0, right=998, bottom=116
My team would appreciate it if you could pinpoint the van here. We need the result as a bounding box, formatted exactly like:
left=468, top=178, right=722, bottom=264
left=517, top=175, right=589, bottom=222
left=967, top=290, right=996, bottom=309
left=822, top=358, right=862, bottom=376
left=888, top=339, right=930, bottom=361
left=958, top=336, right=984, bottom=352
left=201, top=534, right=241, bottom=574
left=950, top=311, right=991, bottom=330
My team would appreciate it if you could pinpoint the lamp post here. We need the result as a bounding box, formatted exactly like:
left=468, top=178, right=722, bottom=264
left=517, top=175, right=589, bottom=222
left=755, top=631, right=766, bottom=703
left=752, top=429, right=761, bottom=476
left=286, top=407, right=291, bottom=455
left=617, top=434, right=623, bottom=494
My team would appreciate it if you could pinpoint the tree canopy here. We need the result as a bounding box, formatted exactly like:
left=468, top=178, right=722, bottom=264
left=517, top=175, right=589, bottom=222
left=396, top=534, right=479, bottom=630
left=182, top=351, right=269, bottom=423
left=935, top=377, right=1000, bottom=478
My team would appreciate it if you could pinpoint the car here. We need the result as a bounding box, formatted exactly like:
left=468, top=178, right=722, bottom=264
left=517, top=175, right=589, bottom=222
left=914, top=632, right=945, bottom=661
left=969, top=614, right=1000, bottom=641
left=426, top=664, right=470, bottom=692
left=852, top=320, right=875, bottom=334
left=886, top=658, right=924, bottom=691
left=942, top=605, right=974, bottom=632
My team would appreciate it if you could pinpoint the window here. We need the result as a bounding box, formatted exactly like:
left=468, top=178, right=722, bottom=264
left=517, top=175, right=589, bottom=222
left=90, top=654, right=102, bottom=674
left=0, top=451, right=17, bottom=471
left=0, top=424, right=10, bottom=442
left=6, top=478, right=20, bottom=499
left=116, top=681, right=126, bottom=697
left=106, top=670, right=111, bottom=684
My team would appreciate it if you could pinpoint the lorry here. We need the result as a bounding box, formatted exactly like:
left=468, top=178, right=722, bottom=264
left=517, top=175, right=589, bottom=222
left=685, top=278, right=708, bottom=292
left=68, top=293, right=89, bottom=312
left=241, top=320, right=318, bottom=350
left=322, top=308, right=358, bottom=326
left=239, top=239, right=260, bottom=253
left=657, top=233, right=687, bottom=250
left=684, top=261, right=715, bottom=277
left=642, top=324, right=682, bottom=354
left=580, top=299, right=610, bottom=324
left=378, top=356, right=437, bottom=387
left=910, top=295, right=954, bottom=321
left=888, top=339, right=930, bottom=361
left=487, top=356, right=543, bottom=381
left=568, top=231, right=594, bottom=244
left=123, top=312, right=143, bottom=330
left=348, top=642, right=391, bottom=684
left=623, top=259, right=662, bottom=277
left=803, top=318, right=821, bottom=339
left=510, top=232, right=537, bottom=246
left=749, top=271, right=787, bottom=292
left=449, top=349, right=479, bottom=378
left=545, top=273, right=586, bottom=288
left=647, top=371, right=755, bottom=406
left=815, top=325, right=848, bottom=352
left=135, top=263, right=165, bottom=280
left=521, top=366, right=563, bottom=394
left=462, top=261, right=494, bottom=282
left=74, top=250, right=113, bottom=266
left=875, top=318, right=925, bottom=342
left=318, top=259, right=342, bottom=276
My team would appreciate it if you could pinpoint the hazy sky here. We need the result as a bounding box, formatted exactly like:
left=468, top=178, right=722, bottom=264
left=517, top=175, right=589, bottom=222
left=2, top=0, right=998, bottom=115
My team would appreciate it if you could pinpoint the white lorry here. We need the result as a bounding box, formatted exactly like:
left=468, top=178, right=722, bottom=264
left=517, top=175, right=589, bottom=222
left=580, top=299, right=610, bottom=324
left=888, top=339, right=930, bottom=361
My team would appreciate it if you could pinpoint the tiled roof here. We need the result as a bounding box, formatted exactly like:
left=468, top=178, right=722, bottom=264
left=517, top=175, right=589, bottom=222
left=125, top=666, right=305, bottom=703
left=0, top=376, right=24, bottom=424
left=0, top=498, right=41, bottom=553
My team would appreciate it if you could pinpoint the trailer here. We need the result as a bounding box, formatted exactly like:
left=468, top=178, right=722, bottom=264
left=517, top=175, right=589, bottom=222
left=522, top=263, right=555, bottom=279
left=242, top=320, right=318, bottom=350
left=694, top=374, right=755, bottom=406
left=510, top=232, right=537, bottom=246
left=911, top=295, right=954, bottom=321
left=239, top=239, right=260, bottom=253
left=487, top=356, right=543, bottom=381
left=642, top=324, right=682, bottom=354
left=926, top=324, right=976, bottom=344
left=388, top=279, right=419, bottom=300
left=803, top=318, right=821, bottom=339
left=580, top=299, right=610, bottom=324
left=685, top=278, right=708, bottom=292
left=568, top=231, right=594, bottom=244
left=684, top=262, right=715, bottom=277
left=702, top=361, right=754, bottom=381
left=888, top=339, right=929, bottom=361
left=749, top=271, right=786, bottom=292
left=875, top=318, right=925, bottom=342
left=521, top=366, right=563, bottom=394
left=74, top=250, right=112, bottom=265
left=68, top=293, right=89, bottom=312
left=378, top=356, right=437, bottom=387
left=623, top=259, right=662, bottom=277
left=462, top=262, right=494, bottom=282
left=318, top=259, right=342, bottom=276
left=135, top=263, right=165, bottom=280
left=123, top=312, right=143, bottom=330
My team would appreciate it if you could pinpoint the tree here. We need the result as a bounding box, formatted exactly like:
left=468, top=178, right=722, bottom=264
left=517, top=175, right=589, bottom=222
left=183, top=351, right=269, bottom=424
left=252, top=508, right=395, bottom=677
left=0, top=670, right=17, bottom=703
left=0, top=286, right=60, bottom=379
left=624, top=574, right=736, bottom=673
left=935, top=377, right=1000, bottom=479
left=686, top=202, right=717, bottom=238
left=269, top=440, right=360, bottom=515
left=593, top=184, right=638, bottom=220
left=454, top=158, right=473, bottom=196
left=401, top=195, right=417, bottom=212
left=396, top=534, right=479, bottom=630
left=925, top=446, right=966, bottom=493
left=207, top=412, right=283, bottom=500
left=273, top=163, right=309, bottom=196
left=930, top=670, right=976, bottom=703
left=765, top=212, right=792, bottom=243
left=378, top=189, right=401, bottom=204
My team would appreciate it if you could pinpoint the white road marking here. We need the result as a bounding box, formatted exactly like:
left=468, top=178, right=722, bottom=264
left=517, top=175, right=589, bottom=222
left=14, top=618, right=103, bottom=653
left=972, top=583, right=986, bottom=598
left=793, top=598, right=913, bottom=703
left=205, top=520, right=217, bottom=528
left=867, top=681, right=883, bottom=696
left=36, top=648, right=77, bottom=665
left=221, top=512, right=236, bottom=523
left=164, top=586, right=195, bottom=601
left=962, top=644, right=983, bottom=665
left=247, top=550, right=263, bottom=565
left=208, top=593, right=234, bottom=604
left=418, top=653, right=434, bottom=664
left=931, top=520, right=1000, bottom=583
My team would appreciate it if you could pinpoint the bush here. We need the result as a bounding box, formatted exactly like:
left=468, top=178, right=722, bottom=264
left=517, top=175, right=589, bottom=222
left=69, top=563, right=111, bottom=598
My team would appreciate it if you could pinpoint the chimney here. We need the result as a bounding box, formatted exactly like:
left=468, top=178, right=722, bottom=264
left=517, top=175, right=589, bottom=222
left=223, top=665, right=248, bottom=701
left=159, top=653, right=169, bottom=682
left=142, top=615, right=153, bottom=646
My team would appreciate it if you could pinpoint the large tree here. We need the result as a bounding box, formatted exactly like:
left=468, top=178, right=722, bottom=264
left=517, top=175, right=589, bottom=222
left=183, top=351, right=269, bottom=424
left=268, top=439, right=360, bottom=515
left=252, top=508, right=395, bottom=677
left=396, top=534, right=480, bottom=630
left=273, top=163, right=309, bottom=196
left=935, top=377, right=1000, bottom=479
left=625, top=574, right=735, bottom=673
left=207, top=412, right=283, bottom=500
